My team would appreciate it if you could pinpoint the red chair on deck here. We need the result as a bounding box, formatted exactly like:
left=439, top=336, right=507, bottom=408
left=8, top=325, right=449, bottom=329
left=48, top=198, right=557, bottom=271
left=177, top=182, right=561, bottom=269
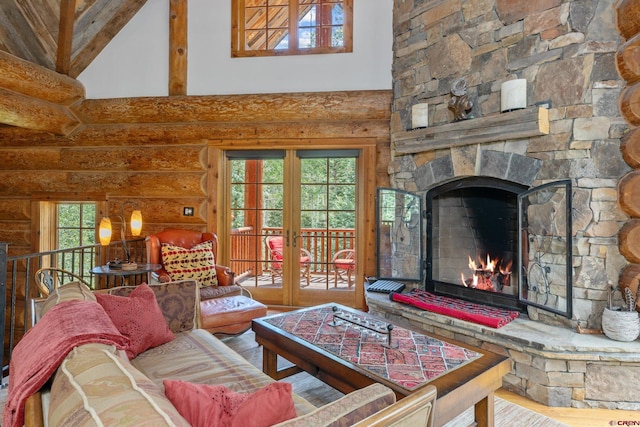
left=265, top=235, right=311, bottom=287
left=332, top=249, right=355, bottom=288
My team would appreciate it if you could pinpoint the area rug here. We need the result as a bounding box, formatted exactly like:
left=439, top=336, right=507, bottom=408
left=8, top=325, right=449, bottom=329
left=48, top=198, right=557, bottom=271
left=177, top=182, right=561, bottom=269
left=443, top=397, right=570, bottom=427
left=391, top=289, right=520, bottom=328
left=264, top=305, right=482, bottom=391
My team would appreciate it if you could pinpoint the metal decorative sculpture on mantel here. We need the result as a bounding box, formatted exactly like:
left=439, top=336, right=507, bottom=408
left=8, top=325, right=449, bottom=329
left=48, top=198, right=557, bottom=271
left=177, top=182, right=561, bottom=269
left=448, top=77, right=474, bottom=121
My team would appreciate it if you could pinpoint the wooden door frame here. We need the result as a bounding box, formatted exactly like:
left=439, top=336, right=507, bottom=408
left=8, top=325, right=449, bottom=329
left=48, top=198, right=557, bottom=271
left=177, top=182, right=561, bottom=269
left=208, top=140, right=376, bottom=310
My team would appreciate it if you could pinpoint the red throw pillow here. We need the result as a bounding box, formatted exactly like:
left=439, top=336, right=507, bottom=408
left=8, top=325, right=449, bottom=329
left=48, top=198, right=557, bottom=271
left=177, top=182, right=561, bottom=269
left=163, top=380, right=297, bottom=427
left=96, top=283, right=175, bottom=359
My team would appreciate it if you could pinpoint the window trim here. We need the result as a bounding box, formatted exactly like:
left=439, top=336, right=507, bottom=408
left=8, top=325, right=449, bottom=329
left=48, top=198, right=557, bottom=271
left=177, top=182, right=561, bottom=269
left=31, top=193, right=107, bottom=253
left=232, top=0, right=353, bottom=58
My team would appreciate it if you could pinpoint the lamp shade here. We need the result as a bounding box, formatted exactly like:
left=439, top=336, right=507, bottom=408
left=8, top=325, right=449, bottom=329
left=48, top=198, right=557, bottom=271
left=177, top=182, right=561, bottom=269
left=99, top=217, right=112, bottom=246
left=130, top=210, right=143, bottom=236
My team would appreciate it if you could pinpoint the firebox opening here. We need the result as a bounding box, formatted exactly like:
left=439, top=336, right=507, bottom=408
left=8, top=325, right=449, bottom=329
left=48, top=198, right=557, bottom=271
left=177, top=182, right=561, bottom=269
left=426, top=177, right=527, bottom=312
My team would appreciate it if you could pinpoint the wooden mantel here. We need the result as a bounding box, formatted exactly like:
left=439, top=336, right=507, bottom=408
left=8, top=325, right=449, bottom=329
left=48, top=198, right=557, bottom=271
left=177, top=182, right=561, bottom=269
left=393, top=107, right=549, bottom=154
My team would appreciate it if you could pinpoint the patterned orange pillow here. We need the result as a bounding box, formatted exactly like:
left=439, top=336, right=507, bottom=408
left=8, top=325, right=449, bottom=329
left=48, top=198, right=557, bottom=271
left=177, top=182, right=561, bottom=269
left=161, top=240, right=219, bottom=287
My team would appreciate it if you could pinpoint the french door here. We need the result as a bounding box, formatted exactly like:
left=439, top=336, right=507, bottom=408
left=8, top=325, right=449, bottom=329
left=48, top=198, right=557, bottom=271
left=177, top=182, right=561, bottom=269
left=226, top=149, right=359, bottom=307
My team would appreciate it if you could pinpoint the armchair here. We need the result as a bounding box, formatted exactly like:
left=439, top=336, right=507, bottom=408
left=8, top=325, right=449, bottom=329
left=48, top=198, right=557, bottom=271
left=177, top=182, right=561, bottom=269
left=146, top=228, right=235, bottom=290
left=146, top=228, right=267, bottom=336
left=332, top=249, right=355, bottom=288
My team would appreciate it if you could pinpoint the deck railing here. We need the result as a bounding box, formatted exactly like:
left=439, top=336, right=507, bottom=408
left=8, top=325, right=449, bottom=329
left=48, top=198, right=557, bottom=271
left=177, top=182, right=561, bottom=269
left=0, top=238, right=146, bottom=382
left=230, top=227, right=355, bottom=278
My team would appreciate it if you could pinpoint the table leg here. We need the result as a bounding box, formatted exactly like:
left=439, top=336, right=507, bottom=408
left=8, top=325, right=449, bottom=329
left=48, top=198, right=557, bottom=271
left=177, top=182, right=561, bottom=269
left=475, top=391, right=495, bottom=427
left=262, top=346, right=278, bottom=378
left=261, top=346, right=302, bottom=380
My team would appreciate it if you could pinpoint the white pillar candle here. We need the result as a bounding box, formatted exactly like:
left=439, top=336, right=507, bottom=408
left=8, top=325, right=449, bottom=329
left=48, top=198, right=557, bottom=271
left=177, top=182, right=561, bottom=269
left=501, top=79, right=527, bottom=112
left=411, top=103, right=429, bottom=129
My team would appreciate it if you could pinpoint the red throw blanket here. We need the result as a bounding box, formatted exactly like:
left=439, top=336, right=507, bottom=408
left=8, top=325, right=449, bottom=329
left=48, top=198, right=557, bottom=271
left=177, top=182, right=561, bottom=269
left=3, top=299, right=130, bottom=427
left=392, top=289, right=520, bottom=328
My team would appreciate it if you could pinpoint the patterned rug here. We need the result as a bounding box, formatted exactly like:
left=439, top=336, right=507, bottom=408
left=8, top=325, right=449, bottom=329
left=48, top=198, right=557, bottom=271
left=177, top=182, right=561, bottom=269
left=392, top=289, right=520, bottom=328
left=265, top=305, right=482, bottom=391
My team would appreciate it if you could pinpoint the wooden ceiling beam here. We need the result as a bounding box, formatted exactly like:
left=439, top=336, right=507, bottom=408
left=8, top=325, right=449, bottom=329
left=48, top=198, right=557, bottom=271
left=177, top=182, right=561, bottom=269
left=0, top=50, right=83, bottom=135
left=169, top=0, right=188, bottom=96
left=0, top=87, right=81, bottom=135
left=56, top=0, right=76, bottom=75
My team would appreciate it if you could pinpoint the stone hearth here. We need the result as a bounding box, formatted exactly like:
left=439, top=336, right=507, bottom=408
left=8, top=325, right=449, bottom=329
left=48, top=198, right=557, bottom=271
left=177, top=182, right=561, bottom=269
left=366, top=291, right=640, bottom=410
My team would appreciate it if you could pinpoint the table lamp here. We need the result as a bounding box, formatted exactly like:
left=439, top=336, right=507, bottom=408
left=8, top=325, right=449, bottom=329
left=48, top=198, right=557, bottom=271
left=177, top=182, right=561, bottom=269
left=99, top=202, right=142, bottom=270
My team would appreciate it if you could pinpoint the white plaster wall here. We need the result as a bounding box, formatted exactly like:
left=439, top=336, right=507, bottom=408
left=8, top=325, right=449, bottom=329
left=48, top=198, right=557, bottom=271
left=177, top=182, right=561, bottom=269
left=78, top=0, right=393, bottom=99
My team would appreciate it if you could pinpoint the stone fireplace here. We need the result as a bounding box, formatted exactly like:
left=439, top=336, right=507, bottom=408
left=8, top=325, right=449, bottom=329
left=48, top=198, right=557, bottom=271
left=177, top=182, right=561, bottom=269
left=369, top=0, right=640, bottom=410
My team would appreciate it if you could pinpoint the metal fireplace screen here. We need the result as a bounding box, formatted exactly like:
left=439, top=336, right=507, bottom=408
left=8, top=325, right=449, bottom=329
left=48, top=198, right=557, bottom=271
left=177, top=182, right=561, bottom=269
left=376, top=179, right=572, bottom=319
left=376, top=188, right=423, bottom=282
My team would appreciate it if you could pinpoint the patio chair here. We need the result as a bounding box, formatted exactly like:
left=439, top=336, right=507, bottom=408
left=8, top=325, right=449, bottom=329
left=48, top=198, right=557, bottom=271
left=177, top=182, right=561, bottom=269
left=265, top=235, right=311, bottom=287
left=34, top=268, right=91, bottom=297
left=332, top=249, right=355, bottom=288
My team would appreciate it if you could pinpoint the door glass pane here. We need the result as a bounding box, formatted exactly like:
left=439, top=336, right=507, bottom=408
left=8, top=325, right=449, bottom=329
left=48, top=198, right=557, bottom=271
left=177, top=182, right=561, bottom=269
left=230, top=151, right=357, bottom=297
left=230, top=158, right=285, bottom=289
left=301, top=156, right=356, bottom=290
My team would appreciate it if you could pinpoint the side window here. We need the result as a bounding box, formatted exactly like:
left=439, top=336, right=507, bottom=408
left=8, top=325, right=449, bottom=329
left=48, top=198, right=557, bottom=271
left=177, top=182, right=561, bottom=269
left=57, top=203, right=96, bottom=250
left=232, top=0, right=353, bottom=57
left=35, top=196, right=106, bottom=281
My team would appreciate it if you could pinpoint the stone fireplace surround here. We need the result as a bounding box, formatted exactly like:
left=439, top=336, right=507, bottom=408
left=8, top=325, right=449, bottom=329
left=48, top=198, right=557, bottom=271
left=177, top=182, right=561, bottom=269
left=384, top=0, right=640, bottom=409
left=381, top=125, right=640, bottom=410
left=381, top=132, right=640, bottom=410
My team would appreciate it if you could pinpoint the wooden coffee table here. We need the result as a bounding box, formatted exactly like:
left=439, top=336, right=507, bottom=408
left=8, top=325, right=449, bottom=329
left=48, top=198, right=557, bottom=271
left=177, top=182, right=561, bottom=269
left=252, top=304, right=510, bottom=427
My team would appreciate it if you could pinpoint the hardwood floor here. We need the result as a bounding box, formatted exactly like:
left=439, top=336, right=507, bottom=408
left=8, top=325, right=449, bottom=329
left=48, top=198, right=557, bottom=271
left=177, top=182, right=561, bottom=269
left=223, top=331, right=639, bottom=427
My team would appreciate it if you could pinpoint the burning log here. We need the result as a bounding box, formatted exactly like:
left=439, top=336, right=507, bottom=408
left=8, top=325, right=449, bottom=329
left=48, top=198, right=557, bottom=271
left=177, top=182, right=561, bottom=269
left=461, top=254, right=511, bottom=292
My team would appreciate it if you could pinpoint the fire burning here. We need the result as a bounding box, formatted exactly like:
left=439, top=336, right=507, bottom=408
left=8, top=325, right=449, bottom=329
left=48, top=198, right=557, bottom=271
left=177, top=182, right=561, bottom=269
left=460, top=254, right=512, bottom=292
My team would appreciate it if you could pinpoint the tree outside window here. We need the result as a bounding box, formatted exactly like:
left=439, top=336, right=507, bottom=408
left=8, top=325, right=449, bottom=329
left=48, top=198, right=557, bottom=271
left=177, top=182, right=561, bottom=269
left=232, top=0, right=353, bottom=57
left=56, top=202, right=96, bottom=276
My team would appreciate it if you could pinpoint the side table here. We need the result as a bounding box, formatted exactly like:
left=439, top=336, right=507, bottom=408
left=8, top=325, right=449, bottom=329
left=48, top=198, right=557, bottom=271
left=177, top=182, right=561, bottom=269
left=90, top=263, right=162, bottom=288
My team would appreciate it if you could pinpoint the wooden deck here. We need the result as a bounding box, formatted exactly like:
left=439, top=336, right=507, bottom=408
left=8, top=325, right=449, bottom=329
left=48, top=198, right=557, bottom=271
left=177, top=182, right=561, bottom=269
left=237, top=273, right=355, bottom=291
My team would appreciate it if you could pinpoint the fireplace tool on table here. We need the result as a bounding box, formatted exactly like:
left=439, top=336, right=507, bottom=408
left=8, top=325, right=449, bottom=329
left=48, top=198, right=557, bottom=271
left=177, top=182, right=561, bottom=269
left=328, top=306, right=397, bottom=348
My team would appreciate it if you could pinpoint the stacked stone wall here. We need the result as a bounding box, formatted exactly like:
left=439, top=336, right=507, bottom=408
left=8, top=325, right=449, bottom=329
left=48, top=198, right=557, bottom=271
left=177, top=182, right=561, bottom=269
left=390, top=0, right=631, bottom=329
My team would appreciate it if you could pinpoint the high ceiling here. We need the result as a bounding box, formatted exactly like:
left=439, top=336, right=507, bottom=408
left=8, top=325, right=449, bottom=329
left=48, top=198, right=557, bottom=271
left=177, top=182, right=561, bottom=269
left=0, top=0, right=146, bottom=78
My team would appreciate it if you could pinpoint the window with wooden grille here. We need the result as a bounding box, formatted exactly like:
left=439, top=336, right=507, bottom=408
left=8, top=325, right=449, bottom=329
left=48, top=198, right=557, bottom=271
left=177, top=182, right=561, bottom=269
left=232, top=0, right=353, bottom=57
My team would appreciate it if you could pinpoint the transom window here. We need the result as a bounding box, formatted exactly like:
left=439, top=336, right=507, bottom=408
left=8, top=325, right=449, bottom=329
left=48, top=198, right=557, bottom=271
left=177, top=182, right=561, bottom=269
left=232, top=0, right=353, bottom=57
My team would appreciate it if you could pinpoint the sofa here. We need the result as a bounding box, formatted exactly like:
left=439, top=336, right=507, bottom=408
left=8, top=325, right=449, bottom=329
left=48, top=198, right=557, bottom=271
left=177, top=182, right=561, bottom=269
left=7, top=280, right=436, bottom=427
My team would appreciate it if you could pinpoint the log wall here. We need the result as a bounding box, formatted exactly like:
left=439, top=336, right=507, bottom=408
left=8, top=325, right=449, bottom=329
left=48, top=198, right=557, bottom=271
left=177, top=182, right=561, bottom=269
left=617, top=0, right=640, bottom=295
left=0, top=88, right=391, bottom=356
left=0, top=90, right=392, bottom=256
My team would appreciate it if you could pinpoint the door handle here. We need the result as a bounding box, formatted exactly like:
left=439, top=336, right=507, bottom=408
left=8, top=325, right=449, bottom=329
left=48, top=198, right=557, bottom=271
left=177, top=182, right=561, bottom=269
left=292, top=231, right=298, bottom=248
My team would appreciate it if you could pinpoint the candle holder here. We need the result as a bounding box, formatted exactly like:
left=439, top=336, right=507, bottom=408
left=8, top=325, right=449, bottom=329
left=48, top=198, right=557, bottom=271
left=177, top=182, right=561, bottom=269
left=329, top=306, right=396, bottom=348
